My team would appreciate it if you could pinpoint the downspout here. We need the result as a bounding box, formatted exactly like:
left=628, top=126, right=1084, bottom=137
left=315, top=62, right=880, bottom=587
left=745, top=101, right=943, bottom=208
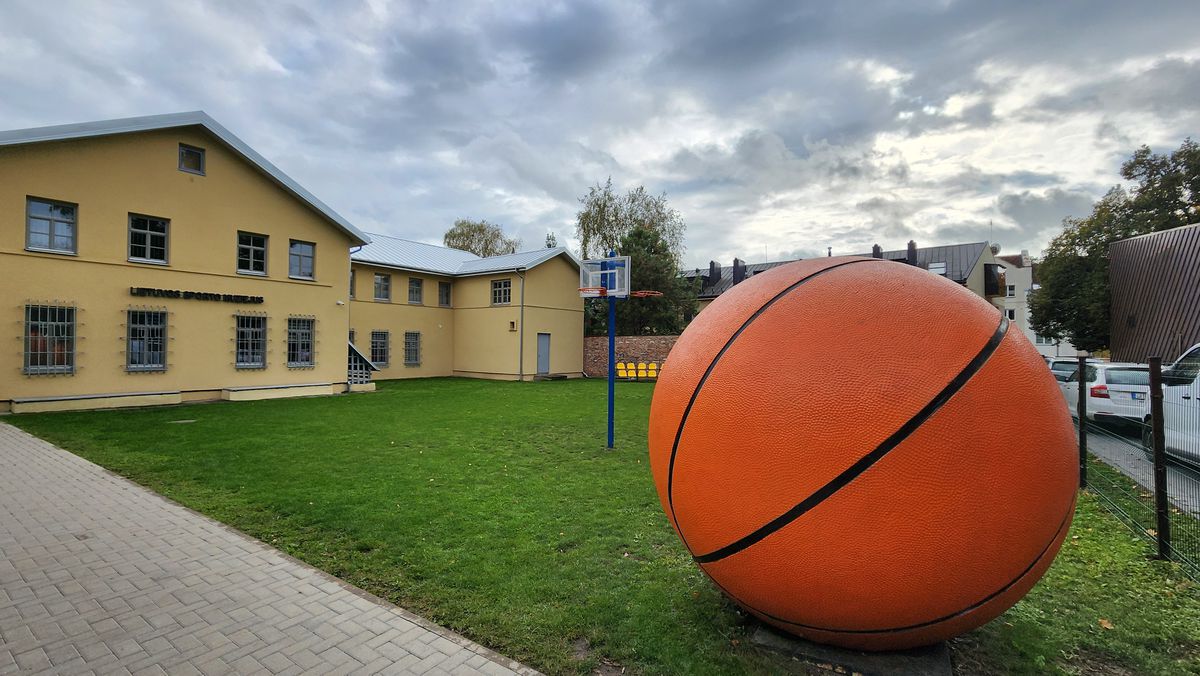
left=516, top=268, right=527, bottom=381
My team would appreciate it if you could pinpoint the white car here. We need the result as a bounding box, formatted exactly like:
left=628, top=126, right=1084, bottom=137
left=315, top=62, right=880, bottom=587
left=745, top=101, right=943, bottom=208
left=1061, top=362, right=1149, bottom=424
left=1048, top=357, right=1104, bottom=383
left=1143, top=343, right=1200, bottom=466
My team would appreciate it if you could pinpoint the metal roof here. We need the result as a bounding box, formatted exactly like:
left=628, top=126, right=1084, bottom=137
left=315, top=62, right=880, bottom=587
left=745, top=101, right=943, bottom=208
left=352, top=232, right=579, bottom=276
left=684, top=241, right=989, bottom=298
left=0, top=111, right=370, bottom=245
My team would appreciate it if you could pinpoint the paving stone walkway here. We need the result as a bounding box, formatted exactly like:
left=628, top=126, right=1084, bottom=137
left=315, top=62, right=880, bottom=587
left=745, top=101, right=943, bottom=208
left=0, top=423, right=537, bottom=675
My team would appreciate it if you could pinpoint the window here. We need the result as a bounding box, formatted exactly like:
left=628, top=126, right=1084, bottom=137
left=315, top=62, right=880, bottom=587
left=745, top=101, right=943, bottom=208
left=408, top=278, right=423, bottom=304
left=374, top=273, right=391, bottom=301
left=983, top=263, right=1002, bottom=296
left=24, top=305, right=76, bottom=375
left=927, top=261, right=946, bottom=276
left=438, top=281, right=452, bottom=307
left=1006, top=309, right=1016, bottom=320
left=287, top=317, right=315, bottom=367
left=237, top=232, right=268, bottom=275
left=404, top=331, right=421, bottom=366
left=26, top=197, right=77, bottom=254
left=127, top=310, right=167, bottom=371
left=1035, top=334, right=1054, bottom=345
left=289, top=240, right=315, bottom=280
left=1006, top=284, right=1016, bottom=298
left=1106, top=369, right=1149, bottom=386
left=492, top=278, right=512, bottom=305
left=129, top=214, right=169, bottom=264
left=349, top=270, right=356, bottom=298
left=235, top=315, right=267, bottom=368
left=349, top=329, right=356, bottom=344
left=179, top=144, right=205, bottom=175
left=370, top=331, right=389, bottom=366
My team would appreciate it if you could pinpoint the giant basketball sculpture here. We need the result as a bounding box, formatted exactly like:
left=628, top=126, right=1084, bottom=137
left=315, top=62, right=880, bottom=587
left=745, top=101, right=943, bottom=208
left=648, top=257, right=1078, bottom=651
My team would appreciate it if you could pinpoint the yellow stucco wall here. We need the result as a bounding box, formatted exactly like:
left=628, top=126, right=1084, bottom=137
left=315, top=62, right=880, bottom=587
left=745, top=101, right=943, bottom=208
left=451, top=255, right=584, bottom=379
left=0, top=127, right=356, bottom=407
left=348, top=263, right=455, bottom=379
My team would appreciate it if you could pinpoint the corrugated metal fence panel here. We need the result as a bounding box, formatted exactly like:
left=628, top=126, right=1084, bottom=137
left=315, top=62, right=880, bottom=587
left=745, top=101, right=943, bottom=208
left=1110, top=223, right=1200, bottom=363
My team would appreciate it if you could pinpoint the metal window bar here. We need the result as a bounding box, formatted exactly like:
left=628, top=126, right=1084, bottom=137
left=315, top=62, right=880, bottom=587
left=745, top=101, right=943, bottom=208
left=126, top=310, right=167, bottom=371
left=347, top=347, right=372, bottom=384
left=370, top=330, right=389, bottom=366
left=404, top=331, right=420, bottom=366
left=287, top=317, right=315, bottom=367
left=24, top=304, right=76, bottom=375
left=129, top=215, right=168, bottom=262
left=235, top=315, right=267, bottom=368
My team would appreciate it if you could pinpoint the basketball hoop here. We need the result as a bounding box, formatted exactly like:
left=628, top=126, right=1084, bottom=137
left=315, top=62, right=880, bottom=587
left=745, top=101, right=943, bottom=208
left=629, top=290, right=663, bottom=298
left=579, top=286, right=608, bottom=297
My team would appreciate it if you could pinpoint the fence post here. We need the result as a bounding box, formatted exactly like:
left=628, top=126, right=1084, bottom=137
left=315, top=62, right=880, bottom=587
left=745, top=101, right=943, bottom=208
left=1077, top=355, right=1088, bottom=489
left=1149, top=356, right=1171, bottom=560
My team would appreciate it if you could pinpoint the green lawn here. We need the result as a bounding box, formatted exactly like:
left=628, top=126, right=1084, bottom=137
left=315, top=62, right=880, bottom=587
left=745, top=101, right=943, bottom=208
left=9, top=378, right=1200, bottom=674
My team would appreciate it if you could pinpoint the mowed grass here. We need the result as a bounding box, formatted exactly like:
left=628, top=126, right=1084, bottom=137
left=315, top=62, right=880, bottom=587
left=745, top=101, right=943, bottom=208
left=9, top=378, right=1200, bottom=675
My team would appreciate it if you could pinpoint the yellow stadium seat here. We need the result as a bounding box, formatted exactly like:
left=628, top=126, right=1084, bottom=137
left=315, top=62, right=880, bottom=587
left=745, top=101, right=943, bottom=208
left=637, top=362, right=648, bottom=378
left=647, top=362, right=658, bottom=379
left=616, top=362, right=629, bottom=378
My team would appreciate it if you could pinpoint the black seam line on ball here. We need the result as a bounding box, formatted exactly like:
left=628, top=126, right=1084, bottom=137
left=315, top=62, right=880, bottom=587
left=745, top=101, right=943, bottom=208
left=692, top=314, right=1010, bottom=565
left=665, top=258, right=877, bottom=547
left=718, top=502, right=1073, bottom=635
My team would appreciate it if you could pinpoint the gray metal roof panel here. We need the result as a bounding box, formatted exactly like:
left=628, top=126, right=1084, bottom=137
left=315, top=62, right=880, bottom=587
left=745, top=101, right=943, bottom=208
left=0, top=111, right=370, bottom=245
left=353, top=233, right=479, bottom=275
left=454, top=247, right=579, bottom=276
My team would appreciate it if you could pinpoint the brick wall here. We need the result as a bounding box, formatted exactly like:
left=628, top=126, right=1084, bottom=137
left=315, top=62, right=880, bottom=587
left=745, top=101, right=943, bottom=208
left=584, top=335, right=678, bottom=377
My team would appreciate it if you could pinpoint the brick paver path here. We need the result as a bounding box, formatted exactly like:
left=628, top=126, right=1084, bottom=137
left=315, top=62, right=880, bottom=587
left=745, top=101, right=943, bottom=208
left=0, top=423, right=536, bottom=675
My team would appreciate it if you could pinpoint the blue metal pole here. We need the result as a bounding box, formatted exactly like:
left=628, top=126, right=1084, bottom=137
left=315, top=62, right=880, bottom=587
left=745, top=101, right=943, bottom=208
left=608, top=293, right=616, bottom=449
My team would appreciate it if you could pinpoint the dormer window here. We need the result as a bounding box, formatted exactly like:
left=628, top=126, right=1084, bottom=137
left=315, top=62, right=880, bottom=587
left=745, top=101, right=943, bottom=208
left=179, top=144, right=205, bottom=175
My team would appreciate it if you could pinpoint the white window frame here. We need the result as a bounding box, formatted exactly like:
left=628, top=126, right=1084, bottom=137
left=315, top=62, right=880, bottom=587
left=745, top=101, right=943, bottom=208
left=491, top=278, right=512, bottom=305
left=289, top=240, right=316, bottom=280
left=237, top=232, right=268, bottom=275
left=374, top=273, right=391, bottom=302
left=128, top=214, right=169, bottom=265
left=26, top=197, right=78, bottom=255
left=1006, top=284, right=1016, bottom=298
left=127, top=309, right=167, bottom=372
left=1006, top=309, right=1016, bottom=321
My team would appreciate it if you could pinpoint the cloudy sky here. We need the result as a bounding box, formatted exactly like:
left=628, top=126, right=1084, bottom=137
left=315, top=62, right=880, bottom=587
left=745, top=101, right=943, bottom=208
left=2, top=1, right=1198, bottom=268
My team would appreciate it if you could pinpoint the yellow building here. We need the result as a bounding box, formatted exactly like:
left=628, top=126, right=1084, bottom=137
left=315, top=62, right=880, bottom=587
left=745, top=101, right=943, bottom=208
left=349, top=234, right=584, bottom=381
left=0, top=112, right=583, bottom=413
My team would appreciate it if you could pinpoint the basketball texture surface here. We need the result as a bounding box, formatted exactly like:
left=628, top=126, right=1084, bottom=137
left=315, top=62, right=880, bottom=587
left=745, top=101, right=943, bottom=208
left=647, top=256, right=1078, bottom=651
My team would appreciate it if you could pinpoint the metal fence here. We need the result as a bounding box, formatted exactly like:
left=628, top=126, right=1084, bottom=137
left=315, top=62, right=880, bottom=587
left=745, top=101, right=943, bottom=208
left=1076, top=356, right=1200, bottom=581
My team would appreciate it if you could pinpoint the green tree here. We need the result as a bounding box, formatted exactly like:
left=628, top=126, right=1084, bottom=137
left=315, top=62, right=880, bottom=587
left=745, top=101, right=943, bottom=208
left=584, top=226, right=698, bottom=336
left=443, top=219, right=520, bottom=257
left=1031, top=138, right=1200, bottom=351
left=575, top=178, right=685, bottom=264
left=544, top=231, right=557, bottom=248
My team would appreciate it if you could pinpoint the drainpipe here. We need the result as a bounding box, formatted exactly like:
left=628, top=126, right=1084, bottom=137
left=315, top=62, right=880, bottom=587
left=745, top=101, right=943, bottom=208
left=517, top=268, right=526, bottom=381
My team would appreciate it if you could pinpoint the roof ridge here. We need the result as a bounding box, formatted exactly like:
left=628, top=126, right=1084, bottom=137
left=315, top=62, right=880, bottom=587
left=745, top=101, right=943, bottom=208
left=362, top=231, right=478, bottom=257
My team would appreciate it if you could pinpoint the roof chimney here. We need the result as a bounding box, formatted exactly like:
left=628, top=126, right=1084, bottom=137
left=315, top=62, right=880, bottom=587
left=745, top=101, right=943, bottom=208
left=827, top=247, right=832, bottom=257
left=906, top=240, right=918, bottom=266
left=706, top=260, right=722, bottom=286
left=732, top=258, right=747, bottom=285
left=871, top=244, right=883, bottom=259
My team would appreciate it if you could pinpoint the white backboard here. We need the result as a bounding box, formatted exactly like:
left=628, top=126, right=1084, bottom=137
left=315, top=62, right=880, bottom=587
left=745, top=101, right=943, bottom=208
left=579, top=256, right=631, bottom=298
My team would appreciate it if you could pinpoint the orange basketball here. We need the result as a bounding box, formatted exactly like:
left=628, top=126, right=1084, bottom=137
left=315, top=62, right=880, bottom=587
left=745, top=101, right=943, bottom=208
left=648, top=256, right=1077, bottom=651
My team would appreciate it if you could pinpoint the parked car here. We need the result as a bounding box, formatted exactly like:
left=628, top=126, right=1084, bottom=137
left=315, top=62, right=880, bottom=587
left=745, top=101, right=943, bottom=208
left=1142, top=343, right=1200, bottom=467
left=1061, top=362, right=1149, bottom=423
left=1048, top=357, right=1104, bottom=382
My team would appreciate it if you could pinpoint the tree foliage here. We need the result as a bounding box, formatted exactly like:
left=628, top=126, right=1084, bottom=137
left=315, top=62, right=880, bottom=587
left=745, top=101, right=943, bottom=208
left=1031, top=139, right=1200, bottom=352
left=545, top=231, right=557, bottom=248
left=443, top=219, right=521, bottom=257
left=575, top=177, right=685, bottom=263
left=584, top=226, right=698, bottom=336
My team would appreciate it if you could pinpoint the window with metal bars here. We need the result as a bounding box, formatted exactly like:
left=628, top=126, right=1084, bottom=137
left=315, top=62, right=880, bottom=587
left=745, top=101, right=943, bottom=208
left=24, top=305, right=76, bottom=375
left=408, top=278, right=423, bottom=304
left=127, top=310, right=167, bottom=371
left=370, top=330, right=389, bottom=366
left=237, top=232, right=267, bottom=274
left=129, top=214, right=169, bottom=264
left=287, top=317, right=315, bottom=367
left=404, top=331, right=421, bottom=366
left=235, top=315, right=267, bottom=368
left=438, top=281, right=451, bottom=307
left=26, top=197, right=77, bottom=254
